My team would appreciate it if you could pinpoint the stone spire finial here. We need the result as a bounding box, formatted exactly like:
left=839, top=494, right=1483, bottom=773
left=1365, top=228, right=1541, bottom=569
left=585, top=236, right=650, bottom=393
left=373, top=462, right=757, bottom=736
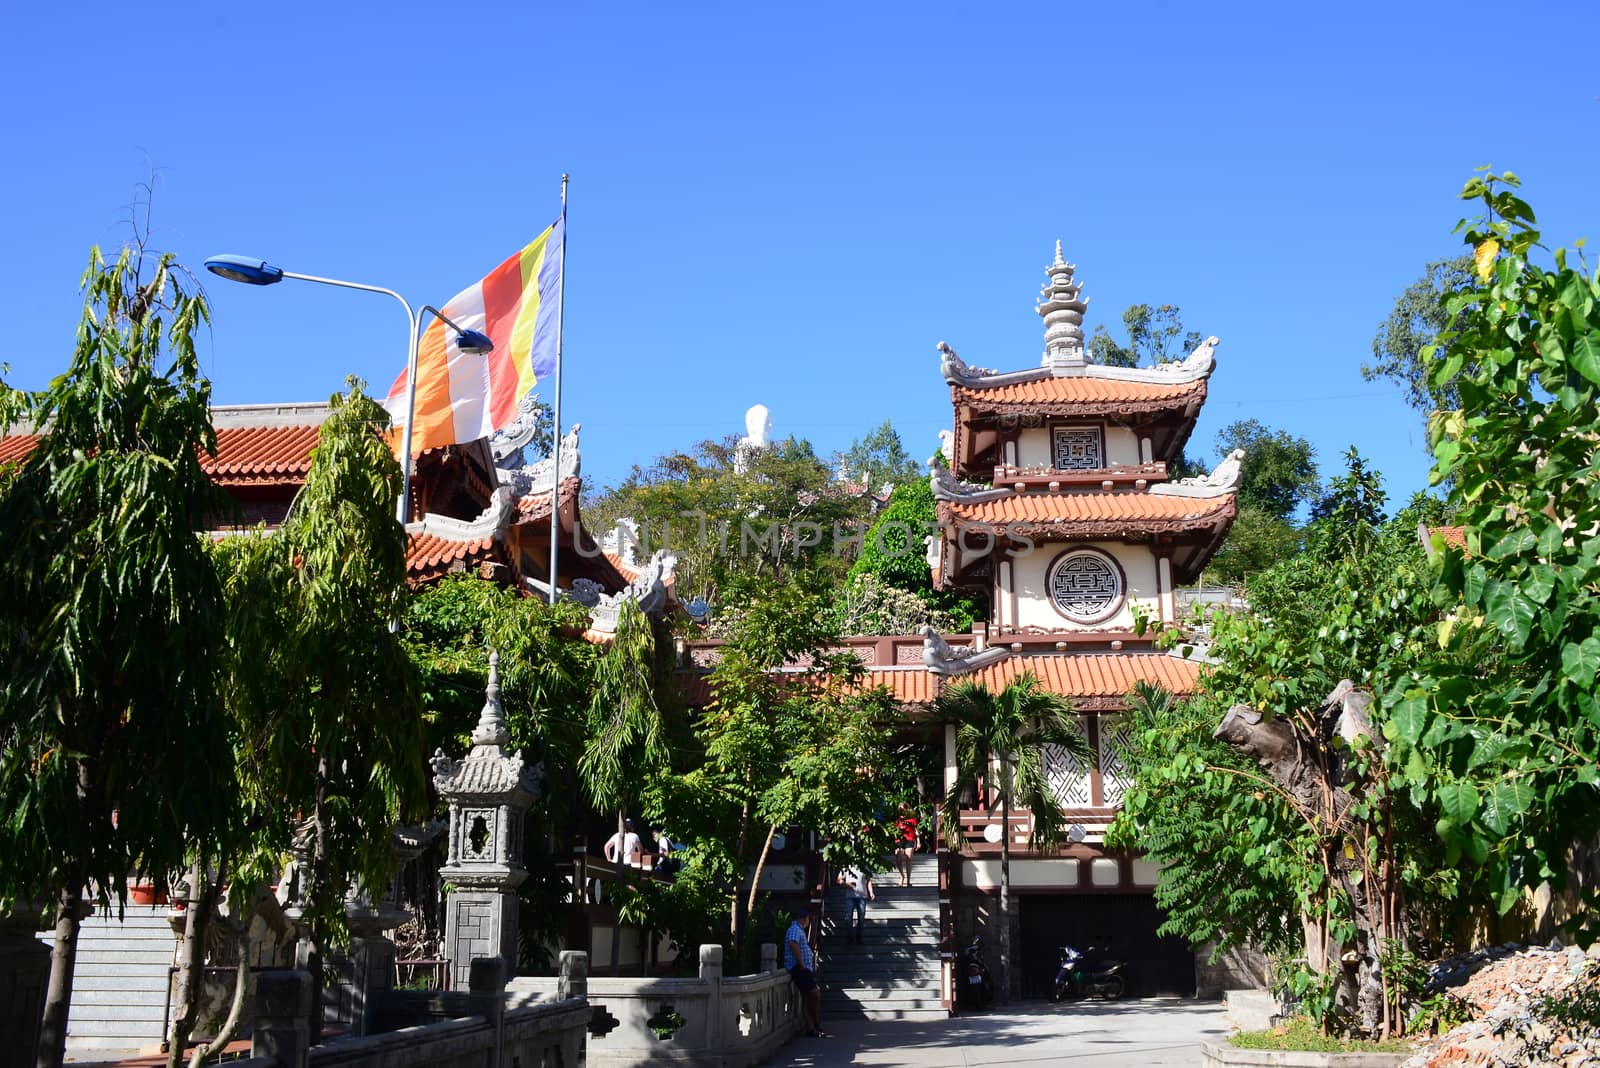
left=1037, top=241, right=1090, bottom=373
left=470, top=651, right=509, bottom=748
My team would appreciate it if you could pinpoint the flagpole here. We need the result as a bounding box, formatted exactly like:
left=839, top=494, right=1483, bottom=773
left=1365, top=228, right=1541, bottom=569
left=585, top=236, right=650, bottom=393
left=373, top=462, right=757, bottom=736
left=547, top=174, right=569, bottom=604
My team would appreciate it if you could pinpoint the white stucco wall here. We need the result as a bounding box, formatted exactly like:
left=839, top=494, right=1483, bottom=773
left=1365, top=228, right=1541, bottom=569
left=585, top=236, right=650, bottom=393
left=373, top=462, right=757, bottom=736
left=1016, top=425, right=1142, bottom=469
left=962, top=858, right=1079, bottom=889
left=1010, top=541, right=1160, bottom=631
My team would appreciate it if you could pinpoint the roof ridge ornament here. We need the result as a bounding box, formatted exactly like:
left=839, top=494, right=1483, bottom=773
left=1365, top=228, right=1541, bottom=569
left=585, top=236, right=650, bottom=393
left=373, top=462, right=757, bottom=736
left=405, top=485, right=517, bottom=541
left=1038, top=242, right=1090, bottom=373
left=471, top=651, right=510, bottom=748
left=928, top=460, right=1013, bottom=503
left=1150, top=448, right=1246, bottom=498
left=921, top=625, right=1011, bottom=676
left=496, top=423, right=581, bottom=500
left=937, top=341, right=1049, bottom=389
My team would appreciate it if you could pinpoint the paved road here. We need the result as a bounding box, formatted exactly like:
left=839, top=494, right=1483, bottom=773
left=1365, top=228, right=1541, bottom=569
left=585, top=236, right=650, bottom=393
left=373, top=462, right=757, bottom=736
left=767, top=998, right=1229, bottom=1067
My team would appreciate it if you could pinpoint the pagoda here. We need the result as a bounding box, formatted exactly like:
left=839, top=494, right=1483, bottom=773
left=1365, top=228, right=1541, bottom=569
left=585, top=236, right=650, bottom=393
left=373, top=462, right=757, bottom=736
left=922, top=243, right=1243, bottom=1000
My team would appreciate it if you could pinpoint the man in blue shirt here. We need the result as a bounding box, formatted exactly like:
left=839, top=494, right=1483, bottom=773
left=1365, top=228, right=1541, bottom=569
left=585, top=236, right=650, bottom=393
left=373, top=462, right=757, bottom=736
left=783, top=908, right=826, bottom=1037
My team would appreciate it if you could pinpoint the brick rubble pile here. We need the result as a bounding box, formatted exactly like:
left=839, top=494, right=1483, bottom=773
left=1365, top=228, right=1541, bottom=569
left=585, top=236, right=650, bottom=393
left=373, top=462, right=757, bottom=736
left=1401, top=942, right=1600, bottom=1068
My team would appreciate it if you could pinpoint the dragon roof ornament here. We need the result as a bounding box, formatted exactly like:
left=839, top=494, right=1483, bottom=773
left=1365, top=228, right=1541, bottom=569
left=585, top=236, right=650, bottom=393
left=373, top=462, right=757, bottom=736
left=586, top=549, right=678, bottom=635
left=938, top=340, right=1049, bottom=389
left=405, top=485, right=517, bottom=541
left=496, top=423, right=581, bottom=500
left=929, top=460, right=1012, bottom=504
left=1150, top=448, right=1246, bottom=498
left=489, top=392, right=546, bottom=465
left=922, top=625, right=1011, bottom=676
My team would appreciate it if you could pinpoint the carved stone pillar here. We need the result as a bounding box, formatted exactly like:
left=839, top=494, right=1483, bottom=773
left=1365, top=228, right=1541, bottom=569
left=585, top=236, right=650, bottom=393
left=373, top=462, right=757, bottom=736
left=431, top=653, right=542, bottom=991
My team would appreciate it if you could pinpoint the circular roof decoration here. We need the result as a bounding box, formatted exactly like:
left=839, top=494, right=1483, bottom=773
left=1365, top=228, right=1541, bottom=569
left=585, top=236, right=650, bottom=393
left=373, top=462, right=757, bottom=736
left=1047, top=549, right=1125, bottom=625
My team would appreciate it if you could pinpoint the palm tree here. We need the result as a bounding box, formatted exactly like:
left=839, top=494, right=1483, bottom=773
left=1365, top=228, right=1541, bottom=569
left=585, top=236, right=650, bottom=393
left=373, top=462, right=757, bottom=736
left=935, top=671, right=1090, bottom=1003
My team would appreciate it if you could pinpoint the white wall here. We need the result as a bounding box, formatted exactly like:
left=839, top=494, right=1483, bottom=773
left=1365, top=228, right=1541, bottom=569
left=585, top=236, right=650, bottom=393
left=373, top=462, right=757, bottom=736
left=1010, top=541, right=1159, bottom=631
left=1015, top=426, right=1141, bottom=469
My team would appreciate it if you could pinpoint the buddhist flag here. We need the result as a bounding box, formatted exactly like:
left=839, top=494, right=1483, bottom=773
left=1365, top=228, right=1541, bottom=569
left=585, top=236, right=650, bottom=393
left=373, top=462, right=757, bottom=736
left=385, top=218, right=564, bottom=454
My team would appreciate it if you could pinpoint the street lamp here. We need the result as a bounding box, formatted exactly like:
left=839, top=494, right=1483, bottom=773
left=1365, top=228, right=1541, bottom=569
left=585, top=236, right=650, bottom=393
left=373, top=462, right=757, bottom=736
left=204, top=254, right=493, bottom=524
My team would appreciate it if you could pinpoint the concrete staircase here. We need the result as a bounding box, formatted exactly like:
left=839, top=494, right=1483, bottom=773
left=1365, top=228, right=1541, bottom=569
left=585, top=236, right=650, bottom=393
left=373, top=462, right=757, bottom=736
left=819, top=854, right=945, bottom=1022
left=37, top=902, right=174, bottom=1052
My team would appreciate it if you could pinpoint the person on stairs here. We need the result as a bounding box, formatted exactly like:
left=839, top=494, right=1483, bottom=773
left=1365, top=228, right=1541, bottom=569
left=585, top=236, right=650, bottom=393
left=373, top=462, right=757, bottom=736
left=894, top=804, right=919, bottom=886
left=837, top=867, right=876, bottom=944
left=784, top=908, right=827, bottom=1037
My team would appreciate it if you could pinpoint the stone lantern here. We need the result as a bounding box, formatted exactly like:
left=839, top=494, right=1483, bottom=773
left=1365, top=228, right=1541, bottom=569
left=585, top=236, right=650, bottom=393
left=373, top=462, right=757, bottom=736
left=430, top=652, right=542, bottom=990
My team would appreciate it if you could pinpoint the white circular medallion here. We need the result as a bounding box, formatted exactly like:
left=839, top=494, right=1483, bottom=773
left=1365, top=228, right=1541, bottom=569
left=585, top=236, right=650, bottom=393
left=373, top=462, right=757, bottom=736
left=1047, top=549, right=1125, bottom=624
left=983, top=823, right=1004, bottom=844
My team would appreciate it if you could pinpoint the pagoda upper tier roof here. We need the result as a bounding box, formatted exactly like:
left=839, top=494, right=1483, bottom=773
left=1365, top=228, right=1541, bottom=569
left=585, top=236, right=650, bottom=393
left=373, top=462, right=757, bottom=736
left=940, top=336, right=1216, bottom=417
left=938, top=490, right=1236, bottom=538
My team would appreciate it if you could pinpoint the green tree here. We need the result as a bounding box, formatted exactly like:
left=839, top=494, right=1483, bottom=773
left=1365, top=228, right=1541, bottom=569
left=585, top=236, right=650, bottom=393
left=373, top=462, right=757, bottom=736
left=1106, top=682, right=1304, bottom=958
left=214, top=382, right=429, bottom=1041
left=836, top=475, right=982, bottom=631
left=659, top=582, right=901, bottom=964
left=1204, top=507, right=1302, bottom=587
left=1088, top=303, right=1204, bottom=368
left=586, top=434, right=867, bottom=614
left=1363, top=255, right=1475, bottom=420
left=934, top=674, right=1087, bottom=1003
left=1393, top=172, right=1600, bottom=940
left=834, top=419, right=923, bottom=494
left=0, top=244, right=234, bottom=1068
left=1215, top=419, right=1321, bottom=521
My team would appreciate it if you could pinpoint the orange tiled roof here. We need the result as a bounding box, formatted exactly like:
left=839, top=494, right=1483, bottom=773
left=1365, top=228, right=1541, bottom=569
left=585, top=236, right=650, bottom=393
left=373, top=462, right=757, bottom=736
left=1430, top=526, right=1467, bottom=550
left=0, top=427, right=321, bottom=485
left=678, top=651, right=1205, bottom=709
left=862, top=653, right=1204, bottom=706
left=940, top=491, right=1235, bottom=536
left=953, top=376, right=1206, bottom=415
left=406, top=531, right=501, bottom=582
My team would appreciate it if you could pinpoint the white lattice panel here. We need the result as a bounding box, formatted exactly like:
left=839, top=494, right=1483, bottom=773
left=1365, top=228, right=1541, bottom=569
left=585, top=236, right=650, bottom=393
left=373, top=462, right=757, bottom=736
left=1044, top=718, right=1091, bottom=807
left=1098, top=715, right=1133, bottom=807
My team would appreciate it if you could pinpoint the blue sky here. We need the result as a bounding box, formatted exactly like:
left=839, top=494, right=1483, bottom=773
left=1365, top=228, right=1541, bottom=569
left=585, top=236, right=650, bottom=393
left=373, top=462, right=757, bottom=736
left=3, top=1, right=1597, bottom=508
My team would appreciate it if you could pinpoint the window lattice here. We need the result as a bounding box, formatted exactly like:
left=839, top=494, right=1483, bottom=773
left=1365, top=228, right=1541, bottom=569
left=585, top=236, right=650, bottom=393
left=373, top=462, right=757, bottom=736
left=1053, top=427, right=1103, bottom=470
left=1098, top=716, right=1133, bottom=807
left=1044, top=719, right=1091, bottom=807
left=1049, top=551, right=1123, bottom=623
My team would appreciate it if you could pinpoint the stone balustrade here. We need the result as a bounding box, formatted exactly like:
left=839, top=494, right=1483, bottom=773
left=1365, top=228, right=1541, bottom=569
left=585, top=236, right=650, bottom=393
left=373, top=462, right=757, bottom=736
left=507, top=944, right=802, bottom=1068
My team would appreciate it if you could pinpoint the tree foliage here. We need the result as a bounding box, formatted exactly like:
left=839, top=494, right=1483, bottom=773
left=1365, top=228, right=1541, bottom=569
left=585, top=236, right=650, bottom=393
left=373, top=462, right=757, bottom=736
left=586, top=434, right=867, bottom=616
left=836, top=475, right=982, bottom=631
left=1363, top=255, right=1475, bottom=419
left=1088, top=303, right=1204, bottom=368
left=647, top=582, right=902, bottom=965
left=1394, top=171, right=1600, bottom=936
left=833, top=419, right=923, bottom=496
left=0, top=244, right=234, bottom=1068
left=1216, top=418, right=1321, bottom=521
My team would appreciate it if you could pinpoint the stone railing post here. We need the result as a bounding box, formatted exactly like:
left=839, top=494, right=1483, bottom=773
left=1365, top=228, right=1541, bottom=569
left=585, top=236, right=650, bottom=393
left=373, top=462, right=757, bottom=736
left=699, top=944, right=724, bottom=1052
left=0, top=902, right=49, bottom=1068
left=558, top=950, right=589, bottom=1001
left=252, top=970, right=312, bottom=1068
left=470, top=956, right=506, bottom=1068
left=759, top=942, right=777, bottom=974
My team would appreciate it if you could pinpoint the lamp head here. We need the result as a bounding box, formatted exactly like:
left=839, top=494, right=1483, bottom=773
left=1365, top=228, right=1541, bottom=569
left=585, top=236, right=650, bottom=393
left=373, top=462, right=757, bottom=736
left=454, top=329, right=494, bottom=355
left=205, top=255, right=284, bottom=286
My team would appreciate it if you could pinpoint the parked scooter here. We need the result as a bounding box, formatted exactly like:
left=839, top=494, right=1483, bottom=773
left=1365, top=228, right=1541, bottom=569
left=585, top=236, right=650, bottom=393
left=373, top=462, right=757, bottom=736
left=956, top=936, right=995, bottom=1010
left=1050, top=944, right=1128, bottom=1001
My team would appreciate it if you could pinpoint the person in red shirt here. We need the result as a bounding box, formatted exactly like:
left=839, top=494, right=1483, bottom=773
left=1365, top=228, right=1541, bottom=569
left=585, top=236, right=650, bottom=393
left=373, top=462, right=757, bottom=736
left=894, top=804, right=918, bottom=887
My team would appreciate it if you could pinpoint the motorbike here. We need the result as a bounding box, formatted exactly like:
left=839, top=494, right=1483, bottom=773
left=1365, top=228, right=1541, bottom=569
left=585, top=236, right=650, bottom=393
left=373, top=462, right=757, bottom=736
left=956, top=935, right=995, bottom=1010
left=1050, top=944, right=1128, bottom=1001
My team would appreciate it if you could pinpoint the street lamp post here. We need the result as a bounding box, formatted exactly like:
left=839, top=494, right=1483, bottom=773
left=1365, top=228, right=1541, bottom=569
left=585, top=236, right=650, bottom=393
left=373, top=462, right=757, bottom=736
left=203, top=255, right=492, bottom=525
